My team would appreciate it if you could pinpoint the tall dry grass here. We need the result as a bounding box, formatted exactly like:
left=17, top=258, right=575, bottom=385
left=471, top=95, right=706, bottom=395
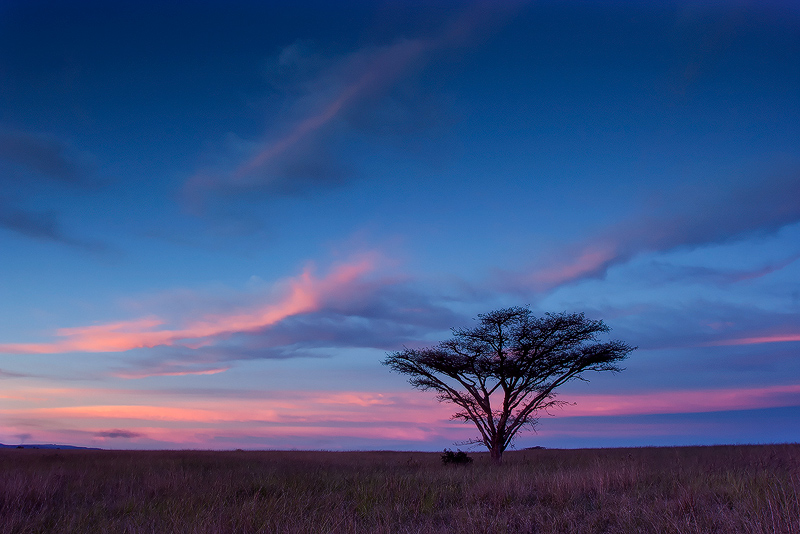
left=1, top=444, right=797, bottom=533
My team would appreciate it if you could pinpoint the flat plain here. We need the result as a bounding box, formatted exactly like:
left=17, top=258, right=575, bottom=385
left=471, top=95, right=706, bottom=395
left=1, top=444, right=798, bottom=533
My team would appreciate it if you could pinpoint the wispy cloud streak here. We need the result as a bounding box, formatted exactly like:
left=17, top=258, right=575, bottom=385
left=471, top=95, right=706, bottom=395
left=94, top=429, right=143, bottom=439
left=637, top=254, right=800, bottom=286
left=0, top=204, right=110, bottom=252
left=112, top=366, right=231, bottom=379
left=0, top=130, right=95, bottom=184
left=184, top=3, right=518, bottom=205
left=561, top=383, right=800, bottom=417
left=509, top=168, right=800, bottom=291
left=0, top=129, right=109, bottom=250
left=710, top=334, right=800, bottom=346
left=231, top=40, right=427, bottom=183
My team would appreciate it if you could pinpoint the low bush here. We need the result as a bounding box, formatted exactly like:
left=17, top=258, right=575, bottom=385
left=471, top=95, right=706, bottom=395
left=441, top=448, right=473, bottom=465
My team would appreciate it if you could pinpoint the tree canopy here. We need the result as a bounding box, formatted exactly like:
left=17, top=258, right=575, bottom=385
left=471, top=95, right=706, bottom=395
left=383, top=307, right=635, bottom=462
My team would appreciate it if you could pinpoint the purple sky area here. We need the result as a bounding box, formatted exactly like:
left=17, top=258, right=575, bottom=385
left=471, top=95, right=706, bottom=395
left=1, top=0, right=799, bottom=450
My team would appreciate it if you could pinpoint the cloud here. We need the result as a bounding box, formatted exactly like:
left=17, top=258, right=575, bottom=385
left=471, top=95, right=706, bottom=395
left=113, top=344, right=325, bottom=380
left=105, top=264, right=465, bottom=378
left=710, top=333, right=800, bottom=346
left=0, top=368, right=28, bottom=378
left=183, top=38, right=432, bottom=207
left=0, top=129, right=110, bottom=250
left=0, top=250, right=465, bottom=362
left=508, top=166, right=800, bottom=291
left=0, top=254, right=380, bottom=354
left=4, top=388, right=453, bottom=433
left=7, top=381, right=799, bottom=450
left=638, top=254, right=800, bottom=286
left=183, top=3, right=517, bottom=210
left=0, top=130, right=95, bottom=185
left=36, top=405, right=243, bottom=424
left=0, top=246, right=470, bottom=389
left=112, top=365, right=231, bottom=380
left=94, top=429, right=143, bottom=439
left=560, top=383, right=800, bottom=417
left=254, top=299, right=462, bottom=353
left=0, top=203, right=109, bottom=251
left=592, top=299, right=800, bottom=352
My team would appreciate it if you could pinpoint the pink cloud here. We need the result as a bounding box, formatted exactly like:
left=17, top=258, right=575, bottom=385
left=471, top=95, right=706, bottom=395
left=709, top=333, right=800, bottom=346
left=0, top=256, right=377, bottom=355
left=559, top=383, right=800, bottom=417
left=0, top=387, right=456, bottom=446
left=229, top=39, right=429, bottom=185
left=33, top=404, right=260, bottom=424
left=183, top=3, right=519, bottom=204
left=9, top=381, right=800, bottom=433
left=183, top=39, right=433, bottom=202
left=523, top=244, right=618, bottom=289
left=8, top=381, right=800, bottom=430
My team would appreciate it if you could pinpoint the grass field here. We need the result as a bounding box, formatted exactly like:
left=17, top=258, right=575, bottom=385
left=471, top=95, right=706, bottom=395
left=1, top=444, right=798, bottom=533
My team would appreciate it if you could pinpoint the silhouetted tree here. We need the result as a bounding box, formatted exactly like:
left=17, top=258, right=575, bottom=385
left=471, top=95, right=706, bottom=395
left=383, top=307, right=635, bottom=463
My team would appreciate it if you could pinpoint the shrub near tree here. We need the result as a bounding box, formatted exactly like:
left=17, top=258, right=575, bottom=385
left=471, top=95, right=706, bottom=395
left=384, top=307, right=635, bottom=463
left=441, top=449, right=473, bottom=465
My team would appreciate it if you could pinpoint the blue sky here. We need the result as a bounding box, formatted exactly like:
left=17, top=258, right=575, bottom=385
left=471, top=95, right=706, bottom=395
left=0, top=0, right=799, bottom=450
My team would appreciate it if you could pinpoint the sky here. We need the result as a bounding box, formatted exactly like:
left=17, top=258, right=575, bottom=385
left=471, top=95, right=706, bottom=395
left=0, top=0, right=798, bottom=451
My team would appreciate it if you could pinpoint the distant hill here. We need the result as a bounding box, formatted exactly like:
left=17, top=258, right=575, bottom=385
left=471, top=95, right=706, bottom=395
left=0, top=443, right=101, bottom=450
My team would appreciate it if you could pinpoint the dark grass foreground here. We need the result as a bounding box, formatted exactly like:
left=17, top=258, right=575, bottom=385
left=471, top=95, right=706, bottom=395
left=1, top=445, right=798, bottom=533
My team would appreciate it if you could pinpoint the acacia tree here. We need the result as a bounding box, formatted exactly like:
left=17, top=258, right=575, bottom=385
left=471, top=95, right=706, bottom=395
left=383, top=307, right=635, bottom=463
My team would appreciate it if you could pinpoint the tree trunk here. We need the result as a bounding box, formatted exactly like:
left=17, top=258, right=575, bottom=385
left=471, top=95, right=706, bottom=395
left=490, top=442, right=503, bottom=464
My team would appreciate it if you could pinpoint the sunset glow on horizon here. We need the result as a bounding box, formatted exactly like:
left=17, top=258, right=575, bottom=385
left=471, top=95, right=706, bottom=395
left=1, top=0, right=799, bottom=450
